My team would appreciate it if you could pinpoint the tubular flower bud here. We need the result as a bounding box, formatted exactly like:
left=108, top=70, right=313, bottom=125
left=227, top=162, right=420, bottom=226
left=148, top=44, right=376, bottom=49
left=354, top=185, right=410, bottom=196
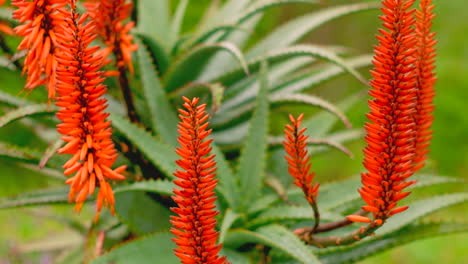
left=171, top=97, right=228, bottom=264
left=349, top=0, right=419, bottom=225
left=12, top=0, right=67, bottom=97
left=283, top=114, right=319, bottom=206
left=55, top=2, right=125, bottom=220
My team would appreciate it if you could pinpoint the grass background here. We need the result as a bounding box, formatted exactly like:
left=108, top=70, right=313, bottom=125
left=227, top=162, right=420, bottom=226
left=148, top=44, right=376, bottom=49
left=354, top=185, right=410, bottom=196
left=0, top=0, right=467, bottom=263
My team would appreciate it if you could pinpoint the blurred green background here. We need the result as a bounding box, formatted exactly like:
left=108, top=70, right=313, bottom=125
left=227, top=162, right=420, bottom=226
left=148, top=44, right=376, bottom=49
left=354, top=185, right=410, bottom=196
left=0, top=0, right=466, bottom=263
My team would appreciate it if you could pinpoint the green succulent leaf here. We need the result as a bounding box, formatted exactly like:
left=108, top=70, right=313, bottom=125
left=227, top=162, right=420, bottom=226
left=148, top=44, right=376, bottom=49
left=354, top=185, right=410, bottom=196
left=273, top=55, right=373, bottom=96
left=115, top=192, right=171, bottom=235
left=136, top=39, right=179, bottom=146
left=304, top=91, right=365, bottom=138
left=138, top=0, right=171, bottom=46
left=170, top=0, right=189, bottom=47
left=110, top=114, right=178, bottom=178
left=0, top=180, right=175, bottom=209
left=221, top=248, right=251, bottom=264
left=247, top=2, right=379, bottom=58
left=90, top=232, right=178, bottom=264
left=0, top=104, right=56, bottom=128
left=288, top=175, right=463, bottom=210
left=137, top=33, right=171, bottom=75
left=164, top=42, right=249, bottom=92
left=225, top=225, right=321, bottom=264
left=236, top=62, right=270, bottom=212
left=219, top=209, right=241, bottom=244
left=212, top=142, right=238, bottom=207
left=0, top=92, right=31, bottom=107
left=271, top=93, right=351, bottom=129
left=39, top=138, right=63, bottom=168
left=190, top=25, right=245, bottom=47
left=114, top=180, right=175, bottom=196
left=235, top=0, right=320, bottom=25
left=247, top=205, right=343, bottom=229
left=377, top=193, right=468, bottom=236
left=318, top=221, right=468, bottom=264
left=0, top=187, right=69, bottom=209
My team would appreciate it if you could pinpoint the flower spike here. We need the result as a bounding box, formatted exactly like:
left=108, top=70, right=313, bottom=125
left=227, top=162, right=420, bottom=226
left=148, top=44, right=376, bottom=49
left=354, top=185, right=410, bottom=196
left=12, top=0, right=67, bottom=98
left=283, top=114, right=319, bottom=207
left=348, top=0, right=419, bottom=225
left=54, top=2, right=125, bottom=220
left=413, top=0, right=437, bottom=171
left=171, top=97, right=228, bottom=264
left=83, top=0, right=137, bottom=72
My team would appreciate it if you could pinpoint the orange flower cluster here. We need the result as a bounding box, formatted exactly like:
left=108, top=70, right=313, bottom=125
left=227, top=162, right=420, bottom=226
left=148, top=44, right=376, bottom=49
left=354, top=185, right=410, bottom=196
left=54, top=2, right=125, bottom=219
left=84, top=0, right=137, bottom=72
left=348, top=0, right=420, bottom=225
left=12, top=0, right=66, bottom=98
left=283, top=114, right=319, bottom=206
left=413, top=0, right=437, bottom=171
left=171, top=97, right=228, bottom=264
left=0, top=0, right=14, bottom=35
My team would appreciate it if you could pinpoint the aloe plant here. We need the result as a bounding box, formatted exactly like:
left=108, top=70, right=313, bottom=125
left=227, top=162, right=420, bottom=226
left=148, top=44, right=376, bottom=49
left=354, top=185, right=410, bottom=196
left=0, top=0, right=465, bottom=263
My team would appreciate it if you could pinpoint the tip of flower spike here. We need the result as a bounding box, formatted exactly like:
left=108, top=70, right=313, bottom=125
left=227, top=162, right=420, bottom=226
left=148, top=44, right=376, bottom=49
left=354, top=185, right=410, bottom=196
left=346, top=215, right=371, bottom=223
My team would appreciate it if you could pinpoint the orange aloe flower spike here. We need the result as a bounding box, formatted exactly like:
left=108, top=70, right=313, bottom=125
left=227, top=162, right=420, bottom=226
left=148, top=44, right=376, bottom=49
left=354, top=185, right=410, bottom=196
left=12, top=0, right=67, bottom=98
left=54, top=1, right=125, bottom=221
left=171, top=97, right=229, bottom=264
left=347, top=0, right=419, bottom=225
left=83, top=0, right=137, bottom=73
left=283, top=114, right=319, bottom=207
left=413, top=0, right=437, bottom=171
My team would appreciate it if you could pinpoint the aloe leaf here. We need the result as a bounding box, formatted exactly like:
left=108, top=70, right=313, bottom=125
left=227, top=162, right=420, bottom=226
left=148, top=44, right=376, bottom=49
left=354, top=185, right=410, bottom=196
left=319, top=221, right=468, bottom=264
left=236, top=63, right=270, bottom=212
left=0, top=92, right=29, bottom=107
left=137, top=0, right=171, bottom=46
left=0, top=142, right=47, bottom=165
left=137, top=33, right=171, bottom=74
left=213, top=121, right=249, bottom=146
left=170, top=0, right=189, bottom=47
left=212, top=142, right=238, bottom=207
left=308, top=129, right=364, bottom=156
left=0, top=180, right=175, bottom=210
left=247, top=205, right=343, bottom=229
left=211, top=0, right=252, bottom=25
left=214, top=45, right=349, bottom=88
left=114, top=180, right=175, bottom=196
left=248, top=194, right=280, bottom=214
left=219, top=209, right=241, bottom=244
left=377, top=193, right=468, bottom=236
left=287, top=175, right=464, bottom=210
left=219, top=45, right=366, bottom=111
left=235, top=0, right=320, bottom=25
left=164, top=42, right=249, bottom=92
left=304, top=91, right=365, bottom=138
left=90, top=232, right=177, bottom=264
left=225, top=225, right=321, bottom=264
left=275, top=93, right=351, bottom=128
left=221, top=248, right=251, bottom=264
left=0, top=56, right=16, bottom=70
left=247, top=2, right=379, bottom=58
left=115, top=192, right=171, bottom=235
left=111, top=114, right=178, bottom=178
left=190, top=25, right=245, bottom=47
left=39, top=138, right=63, bottom=168
left=136, top=39, right=178, bottom=146
left=18, top=164, right=64, bottom=181
left=0, top=188, right=69, bottom=209
left=0, top=104, right=56, bottom=128
left=273, top=55, right=373, bottom=96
